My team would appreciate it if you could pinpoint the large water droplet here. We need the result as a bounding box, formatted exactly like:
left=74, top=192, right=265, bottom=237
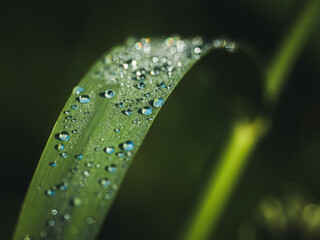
left=141, top=106, right=152, bottom=115
left=78, top=95, right=91, bottom=103
left=58, top=132, right=70, bottom=141
left=105, top=89, right=115, bottom=99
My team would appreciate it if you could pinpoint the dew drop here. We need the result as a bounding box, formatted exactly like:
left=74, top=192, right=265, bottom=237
left=71, top=104, right=78, bottom=110
left=123, top=108, right=133, bottom=116
left=137, top=82, right=145, bottom=90
left=114, top=128, right=120, bottom=133
left=153, top=98, right=164, bottom=108
left=141, top=106, right=152, bottom=115
left=104, top=146, right=114, bottom=154
left=71, top=197, right=82, bottom=206
left=49, top=161, right=57, bottom=167
left=106, top=164, right=117, bottom=173
left=46, top=189, right=56, bottom=197
left=105, top=89, right=115, bottom=99
left=100, top=178, right=111, bottom=187
left=73, top=86, right=84, bottom=95
left=51, top=209, right=58, bottom=216
left=117, top=102, right=124, bottom=108
left=55, top=143, right=65, bottom=151
left=64, top=110, right=71, bottom=115
left=62, top=213, right=71, bottom=221
left=116, top=152, right=125, bottom=157
left=123, top=141, right=134, bottom=151
left=58, top=131, right=70, bottom=141
left=78, top=95, right=91, bottom=103
left=60, top=152, right=68, bottom=158
left=47, top=219, right=56, bottom=227
left=76, top=154, right=83, bottom=160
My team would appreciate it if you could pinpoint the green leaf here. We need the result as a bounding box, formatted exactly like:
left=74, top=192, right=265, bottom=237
left=13, top=36, right=236, bottom=240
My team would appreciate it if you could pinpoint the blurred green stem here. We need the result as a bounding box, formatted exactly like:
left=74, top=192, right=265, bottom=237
left=182, top=0, right=320, bottom=239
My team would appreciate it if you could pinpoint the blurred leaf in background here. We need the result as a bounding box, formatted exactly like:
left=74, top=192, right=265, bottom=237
left=1, top=0, right=319, bottom=239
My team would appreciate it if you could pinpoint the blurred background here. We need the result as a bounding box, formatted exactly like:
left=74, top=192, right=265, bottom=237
left=1, top=0, right=320, bottom=239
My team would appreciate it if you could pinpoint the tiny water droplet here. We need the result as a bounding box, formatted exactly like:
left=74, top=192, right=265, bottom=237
left=123, top=108, right=133, bottom=116
left=55, top=143, right=65, bottom=151
left=46, top=189, right=56, bottom=197
left=141, top=106, right=152, bottom=115
left=123, top=141, right=134, bottom=151
left=117, top=102, right=124, bottom=108
left=159, top=82, right=166, bottom=88
left=62, top=213, right=71, bottom=221
left=116, top=152, right=125, bottom=157
left=73, top=86, right=84, bottom=95
left=106, top=164, right=117, bottom=173
left=76, top=154, right=83, bottom=159
left=78, top=95, right=91, bottom=103
left=51, top=209, right=58, bottom=216
left=137, top=82, right=145, bottom=90
left=60, top=152, right=68, bottom=158
left=105, top=89, right=115, bottom=99
left=58, top=132, right=70, bottom=141
left=114, top=128, right=120, bottom=133
left=71, top=104, right=78, bottom=110
left=100, top=178, right=111, bottom=187
left=94, top=147, right=101, bottom=152
left=64, top=110, right=71, bottom=115
left=49, top=161, right=57, bottom=167
left=47, top=219, right=56, bottom=227
left=104, top=146, right=114, bottom=154
left=71, top=197, right=82, bottom=206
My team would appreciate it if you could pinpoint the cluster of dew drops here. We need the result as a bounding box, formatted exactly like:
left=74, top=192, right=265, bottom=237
left=25, top=36, right=236, bottom=240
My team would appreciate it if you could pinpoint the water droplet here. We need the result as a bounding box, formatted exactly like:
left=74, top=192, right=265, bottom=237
left=153, top=98, right=164, bottom=107
left=105, top=89, right=115, bottom=99
left=94, top=147, right=101, bottom=152
left=24, top=235, right=32, bottom=240
left=144, top=93, right=150, bottom=98
left=86, top=217, right=95, bottom=224
left=194, top=47, right=201, bottom=54
left=104, top=146, right=114, bottom=154
left=58, top=182, right=68, bottom=191
left=116, top=152, right=125, bottom=157
left=117, top=102, right=124, bottom=108
left=83, top=170, right=90, bottom=177
left=51, top=209, right=58, bottom=216
left=62, top=213, right=71, bottom=221
left=71, top=104, right=78, bottom=110
left=55, top=143, right=65, bottom=150
left=46, top=189, right=56, bottom=197
left=73, top=86, right=84, bottom=95
left=100, top=178, right=111, bottom=187
left=76, top=154, right=83, bottom=160
left=71, top=197, right=82, bottom=206
left=114, top=128, right=120, bottom=133
left=106, top=164, right=117, bottom=173
left=141, top=106, right=152, bottom=115
left=47, top=219, right=56, bottom=227
left=60, top=152, right=68, bottom=158
left=123, top=108, right=133, bottom=116
left=58, top=131, right=70, bottom=141
left=123, top=141, right=134, bottom=151
left=40, top=231, right=47, bottom=238
left=64, top=110, right=71, bottom=115
left=159, top=82, right=166, bottom=88
left=78, top=95, right=91, bottom=103
left=137, top=82, right=145, bottom=90
left=49, top=161, right=57, bottom=167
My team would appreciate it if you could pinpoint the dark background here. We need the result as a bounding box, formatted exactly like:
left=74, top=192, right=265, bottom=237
left=1, top=0, right=320, bottom=239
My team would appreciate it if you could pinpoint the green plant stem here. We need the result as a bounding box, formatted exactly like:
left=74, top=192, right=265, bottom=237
left=182, top=1, right=320, bottom=239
